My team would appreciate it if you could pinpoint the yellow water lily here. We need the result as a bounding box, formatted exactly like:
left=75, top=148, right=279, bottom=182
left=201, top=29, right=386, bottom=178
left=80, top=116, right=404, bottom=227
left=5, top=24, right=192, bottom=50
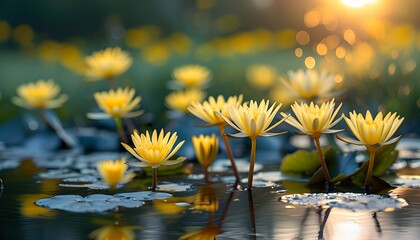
left=96, top=159, right=135, bottom=188
left=188, top=95, right=243, bottom=183
left=165, top=89, right=205, bottom=113
left=219, top=99, right=288, bottom=189
left=338, top=110, right=404, bottom=147
left=122, top=129, right=186, bottom=191
left=12, top=79, right=67, bottom=109
left=246, top=65, right=277, bottom=90
left=188, top=95, right=243, bottom=126
left=85, top=47, right=132, bottom=81
left=281, top=99, right=343, bottom=183
left=272, top=69, right=340, bottom=105
left=338, top=110, right=404, bottom=187
left=220, top=99, right=287, bottom=139
left=88, top=87, right=142, bottom=119
left=192, top=134, right=219, bottom=182
left=89, top=225, right=135, bottom=240
left=281, top=99, right=343, bottom=139
left=172, top=65, right=211, bottom=88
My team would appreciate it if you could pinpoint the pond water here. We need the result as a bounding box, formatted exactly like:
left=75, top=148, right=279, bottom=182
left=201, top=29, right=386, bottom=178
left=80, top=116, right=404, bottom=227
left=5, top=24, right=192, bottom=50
left=1, top=155, right=420, bottom=240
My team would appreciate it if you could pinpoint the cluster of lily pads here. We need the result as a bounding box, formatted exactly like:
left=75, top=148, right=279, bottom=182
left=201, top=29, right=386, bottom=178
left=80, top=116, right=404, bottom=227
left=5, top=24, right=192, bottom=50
left=5, top=46, right=408, bottom=215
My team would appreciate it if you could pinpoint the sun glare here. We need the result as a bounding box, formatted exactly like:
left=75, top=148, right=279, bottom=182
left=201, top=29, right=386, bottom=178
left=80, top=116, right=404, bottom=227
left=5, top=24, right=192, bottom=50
left=341, top=0, right=376, bottom=8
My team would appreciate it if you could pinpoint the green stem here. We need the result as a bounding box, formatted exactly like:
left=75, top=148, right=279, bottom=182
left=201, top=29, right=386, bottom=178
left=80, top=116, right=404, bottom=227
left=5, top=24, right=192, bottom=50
left=314, top=137, right=331, bottom=183
left=204, top=166, right=210, bottom=183
left=152, top=167, right=158, bottom=191
left=218, top=126, right=241, bottom=183
left=114, top=117, right=128, bottom=143
left=248, top=138, right=257, bottom=190
left=364, top=149, right=376, bottom=187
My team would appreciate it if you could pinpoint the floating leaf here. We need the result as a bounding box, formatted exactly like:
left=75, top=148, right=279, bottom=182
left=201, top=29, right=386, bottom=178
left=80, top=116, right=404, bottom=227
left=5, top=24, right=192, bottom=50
left=155, top=182, right=196, bottom=192
left=36, top=191, right=172, bottom=213
left=210, top=158, right=263, bottom=173
left=281, top=148, right=333, bottom=178
left=114, top=191, right=172, bottom=201
left=280, top=192, right=408, bottom=212
left=35, top=194, right=144, bottom=213
left=59, top=182, right=110, bottom=190
left=308, top=151, right=358, bottom=185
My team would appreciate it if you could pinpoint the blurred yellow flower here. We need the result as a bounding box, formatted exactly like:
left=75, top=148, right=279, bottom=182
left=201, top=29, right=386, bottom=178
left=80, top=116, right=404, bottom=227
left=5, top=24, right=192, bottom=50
left=165, top=89, right=205, bottom=113
left=246, top=65, right=277, bottom=90
left=188, top=95, right=243, bottom=126
left=172, top=65, right=211, bottom=88
left=193, top=184, right=219, bottom=212
left=88, top=87, right=142, bottom=119
left=281, top=99, right=343, bottom=139
left=12, top=79, right=68, bottom=109
left=97, top=159, right=135, bottom=188
left=89, top=225, right=135, bottom=240
left=122, top=129, right=186, bottom=169
left=192, top=134, right=219, bottom=169
left=142, top=43, right=170, bottom=65
left=338, top=110, right=404, bottom=147
left=85, top=47, right=132, bottom=81
left=274, top=69, right=339, bottom=104
left=220, top=99, right=287, bottom=139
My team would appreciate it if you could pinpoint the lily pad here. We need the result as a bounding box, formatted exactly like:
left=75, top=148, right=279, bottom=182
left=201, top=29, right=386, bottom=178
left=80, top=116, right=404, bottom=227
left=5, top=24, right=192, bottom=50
left=155, top=182, right=196, bottom=192
left=35, top=194, right=144, bottom=213
left=280, top=192, right=408, bottom=212
left=210, top=158, right=263, bottom=173
left=59, top=181, right=110, bottom=190
left=114, top=191, right=173, bottom=201
left=38, top=169, right=83, bottom=179
left=35, top=191, right=172, bottom=213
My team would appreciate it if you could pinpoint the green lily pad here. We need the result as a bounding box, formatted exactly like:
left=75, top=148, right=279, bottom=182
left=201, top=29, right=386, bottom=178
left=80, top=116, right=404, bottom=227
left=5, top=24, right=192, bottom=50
left=280, top=148, right=334, bottom=178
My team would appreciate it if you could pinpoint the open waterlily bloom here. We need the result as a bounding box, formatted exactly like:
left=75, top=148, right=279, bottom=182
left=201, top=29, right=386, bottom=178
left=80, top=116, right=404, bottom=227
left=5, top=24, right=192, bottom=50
left=188, top=95, right=243, bottom=126
left=172, top=64, right=211, bottom=89
left=87, top=87, right=143, bottom=119
left=122, top=129, right=186, bottom=191
left=281, top=99, right=343, bottom=138
left=338, top=110, right=404, bottom=147
left=84, top=47, right=132, bottom=81
left=338, top=110, right=404, bottom=187
left=122, top=129, right=186, bottom=169
left=219, top=99, right=288, bottom=139
left=12, top=79, right=68, bottom=109
left=96, top=158, right=135, bottom=188
left=271, top=69, right=341, bottom=105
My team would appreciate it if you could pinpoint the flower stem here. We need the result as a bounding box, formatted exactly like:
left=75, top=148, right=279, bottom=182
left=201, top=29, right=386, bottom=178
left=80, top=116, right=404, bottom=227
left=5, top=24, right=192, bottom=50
left=204, top=166, right=210, bottom=183
left=248, top=138, right=257, bottom=190
left=314, top=137, right=331, bottom=183
left=152, top=167, right=158, bottom=191
left=218, top=126, right=241, bottom=183
left=364, top=149, right=376, bottom=187
left=114, top=117, right=128, bottom=143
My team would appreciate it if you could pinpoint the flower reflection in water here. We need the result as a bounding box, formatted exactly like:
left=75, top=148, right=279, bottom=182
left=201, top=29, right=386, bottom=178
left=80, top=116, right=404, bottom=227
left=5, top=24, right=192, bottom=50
left=89, top=224, right=136, bottom=240
left=180, top=184, right=222, bottom=240
left=19, top=194, right=56, bottom=219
